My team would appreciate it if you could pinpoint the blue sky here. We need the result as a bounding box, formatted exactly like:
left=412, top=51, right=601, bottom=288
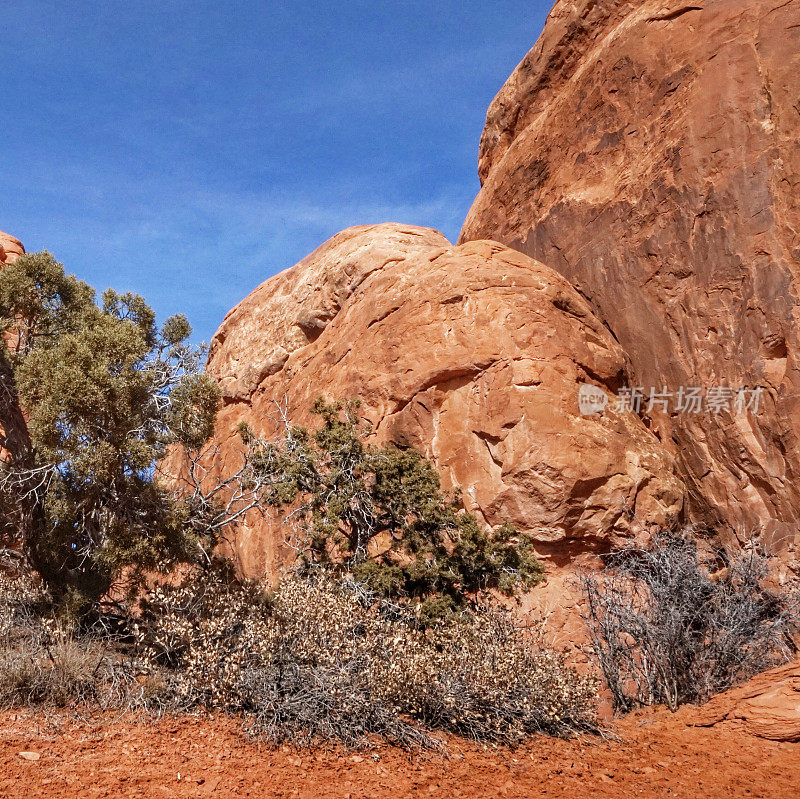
left=3, top=1, right=551, bottom=343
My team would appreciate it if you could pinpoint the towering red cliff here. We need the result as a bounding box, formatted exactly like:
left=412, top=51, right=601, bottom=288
left=461, top=0, right=800, bottom=547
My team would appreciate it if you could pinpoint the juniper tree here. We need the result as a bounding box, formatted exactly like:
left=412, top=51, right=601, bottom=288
left=242, top=398, right=543, bottom=620
left=0, top=251, right=220, bottom=614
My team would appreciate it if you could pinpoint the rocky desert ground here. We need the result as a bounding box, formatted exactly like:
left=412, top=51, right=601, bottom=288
left=2, top=705, right=800, bottom=799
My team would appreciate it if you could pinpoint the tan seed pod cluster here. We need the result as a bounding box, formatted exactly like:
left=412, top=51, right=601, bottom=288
left=135, top=571, right=599, bottom=747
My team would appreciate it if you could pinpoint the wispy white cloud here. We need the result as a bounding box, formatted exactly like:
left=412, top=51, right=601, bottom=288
left=4, top=166, right=473, bottom=343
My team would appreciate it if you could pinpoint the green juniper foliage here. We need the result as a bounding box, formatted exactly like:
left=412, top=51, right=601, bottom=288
left=242, top=398, right=543, bottom=620
left=0, top=251, right=220, bottom=613
left=0, top=252, right=543, bottom=623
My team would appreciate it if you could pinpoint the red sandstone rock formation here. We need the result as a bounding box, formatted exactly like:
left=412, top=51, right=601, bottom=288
left=0, top=231, right=23, bottom=266
left=200, top=223, right=683, bottom=578
left=460, top=0, right=800, bottom=549
left=0, top=231, right=28, bottom=464
left=691, top=659, right=800, bottom=742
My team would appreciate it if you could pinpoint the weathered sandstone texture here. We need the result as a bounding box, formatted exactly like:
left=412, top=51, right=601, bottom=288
left=0, top=231, right=23, bottom=266
left=692, top=659, right=800, bottom=742
left=460, top=0, right=800, bottom=548
left=0, top=231, right=28, bottom=463
left=201, top=223, right=683, bottom=578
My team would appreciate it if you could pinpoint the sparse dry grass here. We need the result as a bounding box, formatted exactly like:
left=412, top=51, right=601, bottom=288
left=0, top=574, right=144, bottom=713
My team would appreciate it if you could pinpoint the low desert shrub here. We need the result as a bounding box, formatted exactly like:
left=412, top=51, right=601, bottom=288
left=0, top=573, right=143, bottom=711
left=238, top=398, right=543, bottom=623
left=135, top=570, right=599, bottom=748
left=581, top=531, right=800, bottom=712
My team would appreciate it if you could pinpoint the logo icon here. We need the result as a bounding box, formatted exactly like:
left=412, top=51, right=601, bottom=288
left=578, top=384, right=608, bottom=416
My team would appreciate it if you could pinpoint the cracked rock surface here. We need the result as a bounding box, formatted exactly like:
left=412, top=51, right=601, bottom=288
left=460, top=0, right=800, bottom=545
left=199, top=223, right=683, bottom=578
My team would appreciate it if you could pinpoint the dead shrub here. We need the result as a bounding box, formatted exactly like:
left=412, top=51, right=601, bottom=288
left=0, top=573, right=143, bottom=712
left=135, top=570, right=599, bottom=748
left=581, top=531, right=800, bottom=712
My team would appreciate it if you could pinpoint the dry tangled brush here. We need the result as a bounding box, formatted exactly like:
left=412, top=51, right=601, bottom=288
left=135, top=571, right=599, bottom=748
left=581, top=531, right=800, bottom=712
left=0, top=574, right=145, bottom=712
left=0, top=568, right=598, bottom=749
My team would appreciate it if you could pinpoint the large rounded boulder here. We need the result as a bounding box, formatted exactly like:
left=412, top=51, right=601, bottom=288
left=201, top=223, right=683, bottom=578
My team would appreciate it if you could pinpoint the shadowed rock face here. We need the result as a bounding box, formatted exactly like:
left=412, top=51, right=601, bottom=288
left=201, top=223, right=683, bottom=578
left=461, top=0, right=800, bottom=547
